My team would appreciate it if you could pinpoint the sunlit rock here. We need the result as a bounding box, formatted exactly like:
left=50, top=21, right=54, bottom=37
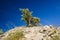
left=0, top=26, right=60, bottom=40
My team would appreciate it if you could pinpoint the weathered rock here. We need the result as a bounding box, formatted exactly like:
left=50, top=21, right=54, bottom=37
left=0, top=25, right=60, bottom=40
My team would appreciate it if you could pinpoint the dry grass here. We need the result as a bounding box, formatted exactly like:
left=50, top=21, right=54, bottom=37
left=5, top=31, right=24, bottom=40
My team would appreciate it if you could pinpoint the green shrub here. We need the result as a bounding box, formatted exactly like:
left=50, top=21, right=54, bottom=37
left=5, top=31, right=24, bottom=40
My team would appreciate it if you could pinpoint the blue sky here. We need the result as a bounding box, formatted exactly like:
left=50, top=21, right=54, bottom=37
left=0, top=0, right=60, bottom=32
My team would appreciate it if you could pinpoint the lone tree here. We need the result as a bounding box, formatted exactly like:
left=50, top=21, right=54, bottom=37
left=20, top=8, right=40, bottom=27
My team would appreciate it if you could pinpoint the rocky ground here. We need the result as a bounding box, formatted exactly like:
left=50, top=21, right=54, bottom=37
left=0, top=25, right=60, bottom=40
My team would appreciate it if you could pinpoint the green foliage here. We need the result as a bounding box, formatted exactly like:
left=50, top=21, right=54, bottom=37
left=20, top=8, right=32, bottom=26
left=20, top=8, right=40, bottom=27
left=30, top=17, right=40, bottom=26
left=5, top=31, right=24, bottom=40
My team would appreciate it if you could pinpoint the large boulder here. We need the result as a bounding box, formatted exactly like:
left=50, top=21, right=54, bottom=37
left=0, top=26, right=60, bottom=40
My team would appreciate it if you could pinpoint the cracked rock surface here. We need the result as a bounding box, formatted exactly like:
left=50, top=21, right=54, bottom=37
left=0, top=25, right=60, bottom=40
